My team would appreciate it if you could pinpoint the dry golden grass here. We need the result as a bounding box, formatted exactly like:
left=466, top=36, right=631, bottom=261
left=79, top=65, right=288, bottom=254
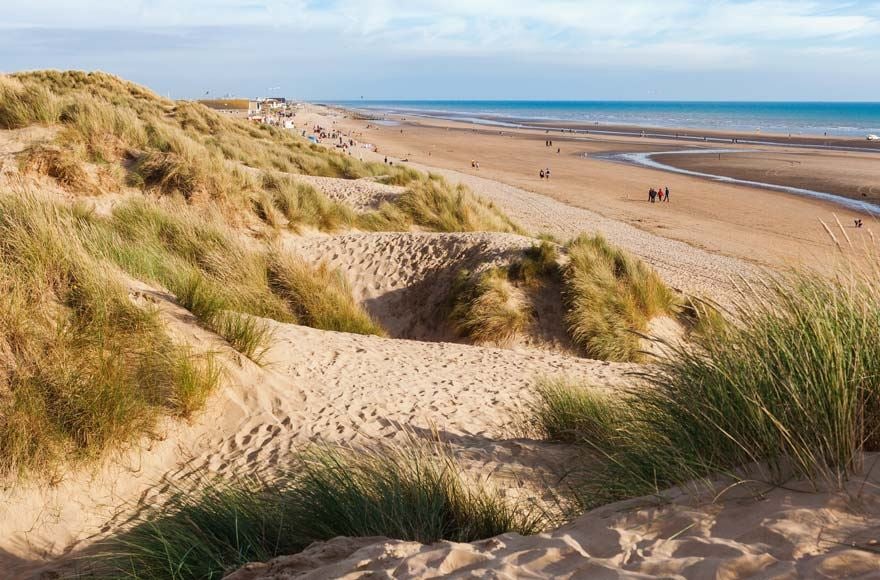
left=20, top=143, right=96, bottom=194
left=450, top=268, right=530, bottom=346
left=0, top=191, right=220, bottom=477
left=268, top=253, right=386, bottom=336
left=563, top=234, right=677, bottom=362
left=5, top=70, right=521, bottom=235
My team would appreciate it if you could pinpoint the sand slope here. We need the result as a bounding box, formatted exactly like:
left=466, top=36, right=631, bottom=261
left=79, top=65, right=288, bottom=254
left=229, top=472, right=880, bottom=579
left=0, top=278, right=636, bottom=576
left=290, top=174, right=404, bottom=211
left=283, top=231, right=539, bottom=341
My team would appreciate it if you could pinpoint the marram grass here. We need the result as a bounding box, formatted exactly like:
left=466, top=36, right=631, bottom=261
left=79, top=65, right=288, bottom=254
left=533, top=270, right=880, bottom=508
left=91, top=442, right=546, bottom=580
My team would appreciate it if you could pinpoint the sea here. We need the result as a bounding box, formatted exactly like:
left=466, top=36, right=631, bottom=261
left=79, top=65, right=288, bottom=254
left=328, top=100, right=880, bottom=138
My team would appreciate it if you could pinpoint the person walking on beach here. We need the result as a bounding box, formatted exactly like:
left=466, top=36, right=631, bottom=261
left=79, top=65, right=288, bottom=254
left=545, top=168, right=551, bottom=179
left=649, top=188, right=656, bottom=203
left=657, top=185, right=664, bottom=202
left=540, top=169, right=545, bottom=179
left=664, top=186, right=670, bottom=202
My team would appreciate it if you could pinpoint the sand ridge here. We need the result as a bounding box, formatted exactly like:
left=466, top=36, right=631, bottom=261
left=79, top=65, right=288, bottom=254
left=229, top=471, right=880, bottom=579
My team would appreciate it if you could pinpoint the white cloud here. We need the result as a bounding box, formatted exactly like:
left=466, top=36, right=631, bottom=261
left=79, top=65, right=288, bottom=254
left=4, top=0, right=879, bottom=70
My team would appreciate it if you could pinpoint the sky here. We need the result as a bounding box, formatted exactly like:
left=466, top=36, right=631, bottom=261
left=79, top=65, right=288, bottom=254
left=2, top=1, right=880, bottom=101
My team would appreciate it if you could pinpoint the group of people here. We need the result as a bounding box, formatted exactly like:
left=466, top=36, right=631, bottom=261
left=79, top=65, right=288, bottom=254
left=649, top=186, right=670, bottom=202
left=470, top=160, right=481, bottom=170
left=855, top=219, right=865, bottom=228
left=539, top=168, right=551, bottom=179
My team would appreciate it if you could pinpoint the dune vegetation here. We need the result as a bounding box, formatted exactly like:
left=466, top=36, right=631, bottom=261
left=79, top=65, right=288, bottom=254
left=0, top=70, right=531, bottom=482
left=449, top=241, right=560, bottom=346
left=0, top=193, right=220, bottom=477
left=3, top=69, right=773, bottom=577
left=2, top=70, right=520, bottom=235
left=449, top=237, right=678, bottom=362
left=93, top=443, right=545, bottom=580
left=532, top=270, right=880, bottom=508
left=563, top=234, right=678, bottom=362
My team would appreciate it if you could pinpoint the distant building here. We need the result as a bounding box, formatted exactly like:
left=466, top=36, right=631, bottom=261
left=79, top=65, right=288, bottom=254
left=198, top=99, right=259, bottom=118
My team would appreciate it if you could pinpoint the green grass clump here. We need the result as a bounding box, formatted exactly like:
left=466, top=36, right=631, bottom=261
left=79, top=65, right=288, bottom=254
left=537, top=272, right=880, bottom=508
left=0, top=192, right=220, bottom=476
left=563, top=234, right=677, bottom=362
left=448, top=241, right=562, bottom=346
left=94, top=443, right=545, bottom=579
left=450, top=268, right=530, bottom=346
left=268, top=253, right=386, bottom=336
left=530, top=378, right=622, bottom=446
left=510, top=241, right=560, bottom=286
left=82, top=199, right=288, bottom=360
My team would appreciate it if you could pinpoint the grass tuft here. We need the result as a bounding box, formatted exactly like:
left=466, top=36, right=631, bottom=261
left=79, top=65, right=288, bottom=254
left=450, top=268, right=530, bottom=346
left=396, top=176, right=523, bottom=233
left=0, top=192, right=221, bottom=477
left=530, top=378, right=622, bottom=446
left=93, top=443, right=545, bottom=579
left=563, top=234, right=677, bottom=362
left=268, top=253, right=385, bottom=336
left=535, top=271, right=880, bottom=508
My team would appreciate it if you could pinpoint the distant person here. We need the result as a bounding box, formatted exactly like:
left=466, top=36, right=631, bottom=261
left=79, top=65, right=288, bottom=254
left=665, top=186, right=670, bottom=202
left=649, top=188, right=656, bottom=203
left=855, top=219, right=864, bottom=228
left=658, top=185, right=665, bottom=201
left=545, top=168, right=551, bottom=179
left=540, top=169, right=545, bottom=179
left=384, top=156, right=388, bottom=164
left=557, top=147, right=561, bottom=154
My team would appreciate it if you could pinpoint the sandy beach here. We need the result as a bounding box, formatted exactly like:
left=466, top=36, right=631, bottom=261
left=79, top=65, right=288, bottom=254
left=304, top=106, right=880, bottom=273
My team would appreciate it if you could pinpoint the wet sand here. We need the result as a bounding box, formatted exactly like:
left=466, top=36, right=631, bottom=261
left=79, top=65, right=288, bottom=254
left=652, top=150, right=880, bottom=203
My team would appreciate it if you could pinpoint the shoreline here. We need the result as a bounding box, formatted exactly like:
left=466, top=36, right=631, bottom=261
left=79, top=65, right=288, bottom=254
left=331, top=105, right=880, bottom=152
left=333, top=104, right=880, bottom=215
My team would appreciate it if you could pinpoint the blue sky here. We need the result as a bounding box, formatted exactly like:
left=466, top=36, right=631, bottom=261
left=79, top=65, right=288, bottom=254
left=2, top=1, right=880, bottom=100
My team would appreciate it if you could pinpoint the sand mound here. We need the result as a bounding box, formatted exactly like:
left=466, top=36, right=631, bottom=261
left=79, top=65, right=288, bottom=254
left=230, top=471, right=880, bottom=579
left=290, top=174, right=404, bottom=211
left=0, top=278, right=636, bottom=576
left=283, top=232, right=539, bottom=341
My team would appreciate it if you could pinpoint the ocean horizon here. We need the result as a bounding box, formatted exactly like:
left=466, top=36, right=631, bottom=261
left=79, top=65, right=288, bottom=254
left=327, top=100, right=880, bottom=138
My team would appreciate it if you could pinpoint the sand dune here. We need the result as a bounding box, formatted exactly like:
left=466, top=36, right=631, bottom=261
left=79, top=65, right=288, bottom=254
left=0, top=276, right=635, bottom=576
left=229, top=471, right=880, bottom=579
left=290, top=174, right=404, bottom=211
left=4, top=101, right=873, bottom=580
left=283, top=231, right=538, bottom=341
